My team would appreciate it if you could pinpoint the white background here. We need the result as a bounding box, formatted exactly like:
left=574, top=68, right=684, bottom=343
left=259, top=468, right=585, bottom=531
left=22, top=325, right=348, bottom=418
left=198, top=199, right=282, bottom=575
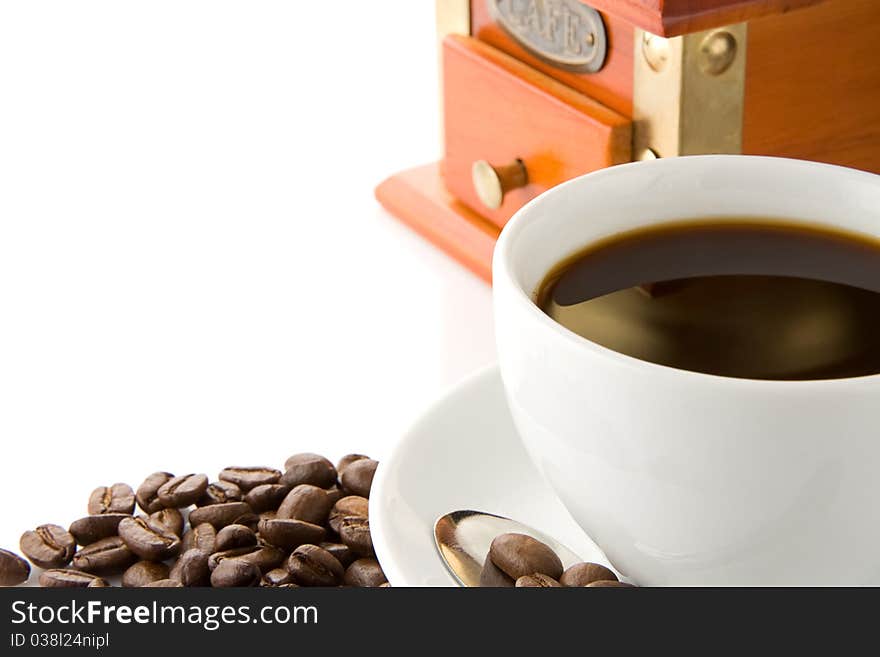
left=0, top=2, right=495, bottom=555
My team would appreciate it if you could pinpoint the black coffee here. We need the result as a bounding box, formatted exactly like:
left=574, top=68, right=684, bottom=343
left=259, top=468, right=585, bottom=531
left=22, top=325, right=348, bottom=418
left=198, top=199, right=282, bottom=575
left=538, top=220, right=880, bottom=380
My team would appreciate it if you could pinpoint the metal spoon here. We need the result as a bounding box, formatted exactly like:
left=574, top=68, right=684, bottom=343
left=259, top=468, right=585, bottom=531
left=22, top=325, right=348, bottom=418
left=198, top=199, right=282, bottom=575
left=434, top=510, right=584, bottom=587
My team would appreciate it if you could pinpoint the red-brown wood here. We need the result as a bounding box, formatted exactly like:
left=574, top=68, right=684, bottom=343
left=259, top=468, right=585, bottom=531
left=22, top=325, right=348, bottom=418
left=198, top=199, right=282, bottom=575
left=375, top=162, right=498, bottom=283
left=443, top=35, right=631, bottom=228
left=471, top=4, right=634, bottom=115
left=584, top=0, right=826, bottom=36
left=742, top=0, right=880, bottom=173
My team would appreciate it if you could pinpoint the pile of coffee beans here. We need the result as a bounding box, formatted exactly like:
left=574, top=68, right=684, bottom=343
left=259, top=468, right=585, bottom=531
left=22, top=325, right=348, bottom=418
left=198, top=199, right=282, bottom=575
left=0, top=453, right=388, bottom=588
left=480, top=533, right=634, bottom=588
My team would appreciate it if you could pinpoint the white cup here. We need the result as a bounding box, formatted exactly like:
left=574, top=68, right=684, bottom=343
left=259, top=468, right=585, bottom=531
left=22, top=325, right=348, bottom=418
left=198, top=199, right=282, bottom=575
left=493, top=155, right=880, bottom=585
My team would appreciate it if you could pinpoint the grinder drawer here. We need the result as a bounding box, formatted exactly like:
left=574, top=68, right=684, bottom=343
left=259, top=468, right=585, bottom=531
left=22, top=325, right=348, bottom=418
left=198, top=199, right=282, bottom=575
left=442, top=35, right=631, bottom=228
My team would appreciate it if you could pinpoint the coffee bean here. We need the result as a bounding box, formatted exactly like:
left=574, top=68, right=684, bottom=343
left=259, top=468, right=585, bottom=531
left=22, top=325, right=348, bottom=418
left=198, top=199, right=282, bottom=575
left=237, top=544, right=287, bottom=572
left=118, top=517, right=180, bottom=561
left=336, top=454, right=369, bottom=476
left=188, top=502, right=251, bottom=530
left=280, top=453, right=337, bottom=488
left=208, top=547, right=258, bottom=572
left=288, top=544, right=344, bottom=587
left=218, top=467, right=281, bottom=492
left=276, top=485, right=331, bottom=525
left=0, top=549, right=30, bottom=586
left=516, top=573, right=562, bottom=587
left=169, top=549, right=211, bottom=586
left=585, top=580, right=636, bottom=588
left=324, top=486, right=345, bottom=506
left=479, top=555, right=514, bottom=587
left=68, top=514, right=128, bottom=546
left=215, top=525, right=257, bottom=552
left=181, top=523, right=216, bottom=554
left=343, top=558, right=387, bottom=587
left=232, top=511, right=260, bottom=531
left=560, top=562, right=618, bottom=587
left=20, top=525, right=76, bottom=569
left=328, top=496, right=369, bottom=534
left=157, top=473, right=209, bottom=508
left=39, top=569, right=109, bottom=588
left=211, top=559, right=261, bottom=587
left=72, top=536, right=135, bottom=575
left=319, top=542, right=355, bottom=568
left=148, top=508, right=184, bottom=537
left=244, top=484, right=291, bottom=513
left=339, top=459, right=378, bottom=498
left=136, top=472, right=174, bottom=513
left=488, top=534, right=563, bottom=581
left=122, top=561, right=170, bottom=587
left=88, top=483, right=135, bottom=515
left=258, top=518, right=325, bottom=551
left=379, top=582, right=391, bottom=588
left=259, top=511, right=277, bottom=522
left=338, top=516, right=373, bottom=557
left=199, top=481, right=243, bottom=506
left=261, top=567, right=294, bottom=587
left=143, top=579, right=183, bottom=588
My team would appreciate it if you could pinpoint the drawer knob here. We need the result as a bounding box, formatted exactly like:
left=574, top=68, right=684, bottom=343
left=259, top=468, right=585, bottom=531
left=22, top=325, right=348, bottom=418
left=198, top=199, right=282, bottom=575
left=471, top=159, right=528, bottom=210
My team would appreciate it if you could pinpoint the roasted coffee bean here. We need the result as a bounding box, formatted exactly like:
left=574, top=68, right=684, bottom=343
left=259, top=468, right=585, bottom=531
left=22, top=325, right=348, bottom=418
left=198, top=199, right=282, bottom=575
left=261, top=567, right=294, bottom=587
left=208, top=547, right=259, bottom=572
left=72, top=536, right=135, bottom=575
left=276, top=485, right=332, bottom=525
left=199, top=480, right=243, bottom=506
left=339, top=459, right=378, bottom=498
left=136, top=472, right=174, bottom=513
left=237, top=544, right=287, bottom=572
left=338, top=516, right=374, bottom=557
left=280, top=453, right=337, bottom=489
left=181, top=523, right=217, bottom=553
left=258, top=518, right=326, bottom=551
left=287, top=544, right=344, bottom=587
left=143, top=579, right=183, bottom=588
left=516, top=573, right=562, bottom=587
left=489, top=534, right=563, bottom=581
left=169, top=549, right=211, bottom=586
left=379, top=582, right=392, bottom=588
left=20, top=525, right=76, bottom=569
left=232, top=511, right=260, bottom=531
left=188, top=502, right=251, bottom=530
left=336, top=453, right=369, bottom=476
left=328, top=496, right=369, bottom=534
left=585, top=580, right=636, bottom=588
left=88, top=483, right=135, bottom=515
left=214, top=525, right=257, bottom=552
left=319, top=542, right=355, bottom=568
left=324, top=486, right=345, bottom=506
left=244, top=484, right=291, bottom=513
left=39, top=569, right=109, bottom=588
left=122, top=561, right=170, bottom=587
left=479, top=556, right=514, bottom=587
left=68, top=514, right=128, bottom=546
left=343, top=558, right=387, bottom=588
left=118, top=516, right=181, bottom=561
left=148, top=508, right=184, bottom=537
left=560, top=562, right=618, bottom=587
left=211, top=559, right=261, bottom=587
left=259, top=511, right=277, bottom=522
left=218, top=467, right=281, bottom=492
left=0, top=549, right=30, bottom=586
left=157, top=473, right=209, bottom=508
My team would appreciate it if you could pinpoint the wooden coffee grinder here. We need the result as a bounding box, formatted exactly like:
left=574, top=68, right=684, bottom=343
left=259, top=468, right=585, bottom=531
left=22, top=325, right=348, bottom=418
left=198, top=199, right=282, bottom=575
left=376, top=0, right=880, bottom=282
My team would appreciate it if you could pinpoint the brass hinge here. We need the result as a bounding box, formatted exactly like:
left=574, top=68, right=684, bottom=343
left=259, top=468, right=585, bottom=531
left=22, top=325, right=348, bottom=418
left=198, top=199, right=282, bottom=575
left=633, top=23, right=747, bottom=160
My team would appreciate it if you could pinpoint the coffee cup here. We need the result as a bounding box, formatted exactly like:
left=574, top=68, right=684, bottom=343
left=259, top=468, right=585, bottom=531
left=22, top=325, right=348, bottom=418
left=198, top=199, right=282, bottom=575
left=493, top=155, right=880, bottom=585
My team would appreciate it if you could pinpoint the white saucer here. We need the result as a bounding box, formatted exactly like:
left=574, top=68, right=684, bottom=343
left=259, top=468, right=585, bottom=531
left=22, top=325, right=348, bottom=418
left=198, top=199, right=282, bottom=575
left=370, top=365, right=612, bottom=586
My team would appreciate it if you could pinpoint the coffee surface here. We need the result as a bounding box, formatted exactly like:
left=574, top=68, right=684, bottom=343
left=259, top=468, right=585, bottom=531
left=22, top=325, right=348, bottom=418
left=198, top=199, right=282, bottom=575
left=538, top=220, right=880, bottom=380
